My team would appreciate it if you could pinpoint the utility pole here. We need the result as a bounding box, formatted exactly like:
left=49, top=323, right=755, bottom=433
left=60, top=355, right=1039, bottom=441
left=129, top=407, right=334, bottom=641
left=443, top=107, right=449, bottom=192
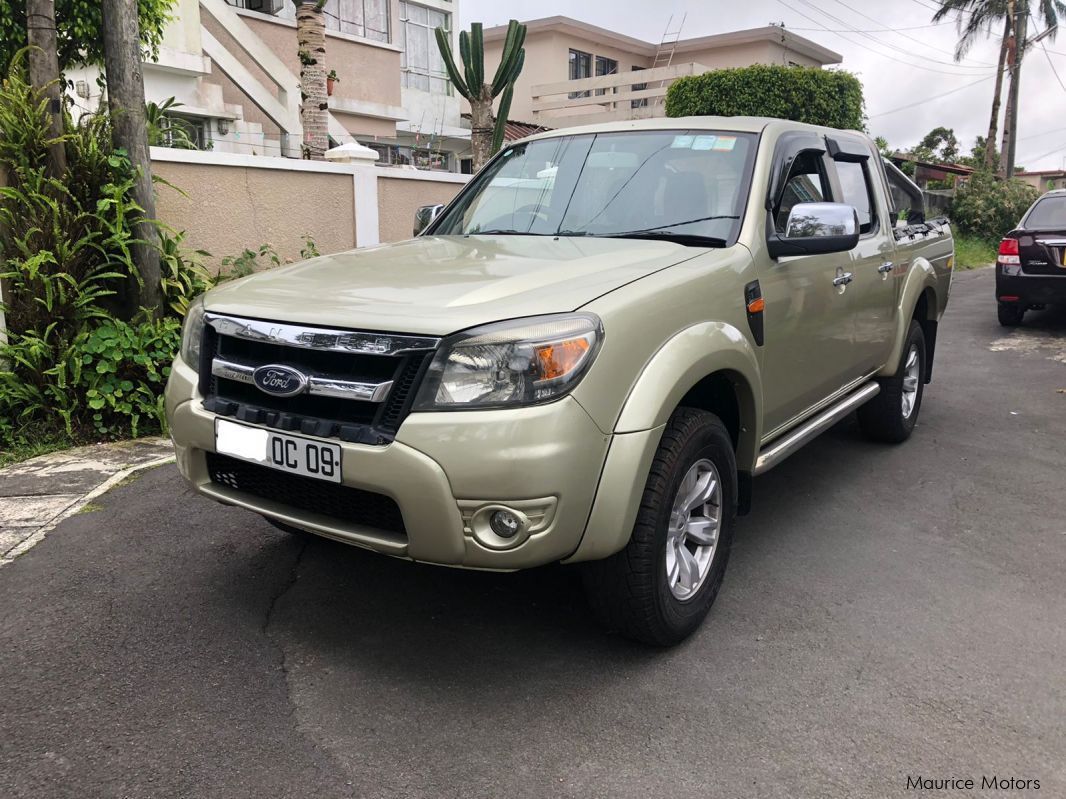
left=101, top=0, right=163, bottom=317
left=25, top=0, right=66, bottom=178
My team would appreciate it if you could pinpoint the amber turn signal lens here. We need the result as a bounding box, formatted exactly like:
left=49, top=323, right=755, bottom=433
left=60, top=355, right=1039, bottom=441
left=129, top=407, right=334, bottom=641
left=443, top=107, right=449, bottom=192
left=534, top=337, right=591, bottom=381
left=746, top=297, right=766, bottom=314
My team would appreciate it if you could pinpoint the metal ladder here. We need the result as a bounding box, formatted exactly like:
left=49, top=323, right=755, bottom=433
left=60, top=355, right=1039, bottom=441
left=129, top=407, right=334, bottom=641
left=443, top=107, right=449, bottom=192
left=649, top=13, right=686, bottom=107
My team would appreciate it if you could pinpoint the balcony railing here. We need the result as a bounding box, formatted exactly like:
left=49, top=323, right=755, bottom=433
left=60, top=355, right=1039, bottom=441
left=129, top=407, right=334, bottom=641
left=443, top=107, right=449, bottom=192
left=530, top=63, right=709, bottom=127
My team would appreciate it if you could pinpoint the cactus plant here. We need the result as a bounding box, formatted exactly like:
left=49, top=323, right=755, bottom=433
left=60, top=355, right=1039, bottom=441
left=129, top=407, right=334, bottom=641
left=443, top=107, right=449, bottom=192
left=435, top=19, right=526, bottom=171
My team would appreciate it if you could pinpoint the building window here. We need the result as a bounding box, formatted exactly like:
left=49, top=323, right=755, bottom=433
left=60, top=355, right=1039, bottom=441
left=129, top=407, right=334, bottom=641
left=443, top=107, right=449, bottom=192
left=326, top=0, right=390, bottom=41
left=569, top=49, right=591, bottom=98
left=400, top=1, right=451, bottom=93
left=630, top=65, right=648, bottom=108
left=226, top=1, right=390, bottom=42
left=594, top=55, right=617, bottom=96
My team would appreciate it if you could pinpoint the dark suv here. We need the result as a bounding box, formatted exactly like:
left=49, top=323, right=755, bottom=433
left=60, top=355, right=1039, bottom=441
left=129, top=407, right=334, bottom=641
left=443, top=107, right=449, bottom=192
left=997, top=189, right=1066, bottom=325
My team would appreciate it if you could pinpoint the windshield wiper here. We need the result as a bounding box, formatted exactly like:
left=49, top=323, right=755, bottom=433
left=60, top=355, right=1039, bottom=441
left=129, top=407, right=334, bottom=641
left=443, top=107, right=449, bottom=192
left=605, top=231, right=728, bottom=247
left=467, top=229, right=554, bottom=236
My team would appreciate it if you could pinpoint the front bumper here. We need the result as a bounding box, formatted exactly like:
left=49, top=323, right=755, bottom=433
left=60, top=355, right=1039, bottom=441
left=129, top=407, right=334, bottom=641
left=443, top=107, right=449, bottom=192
left=997, top=265, right=1066, bottom=306
left=165, top=355, right=615, bottom=570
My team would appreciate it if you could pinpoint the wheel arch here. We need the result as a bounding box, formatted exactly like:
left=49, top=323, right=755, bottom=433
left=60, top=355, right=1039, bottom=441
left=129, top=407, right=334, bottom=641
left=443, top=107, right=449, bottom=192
left=613, top=321, right=763, bottom=471
left=879, top=261, right=939, bottom=380
left=565, top=324, right=762, bottom=564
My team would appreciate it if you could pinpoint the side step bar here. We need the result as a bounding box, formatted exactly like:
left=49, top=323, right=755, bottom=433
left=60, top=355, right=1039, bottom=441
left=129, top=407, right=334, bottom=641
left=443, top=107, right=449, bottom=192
left=753, top=382, right=880, bottom=476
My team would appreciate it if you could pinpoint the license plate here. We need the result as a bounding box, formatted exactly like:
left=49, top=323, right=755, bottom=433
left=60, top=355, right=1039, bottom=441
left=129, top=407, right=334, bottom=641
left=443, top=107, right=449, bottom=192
left=215, top=419, right=342, bottom=483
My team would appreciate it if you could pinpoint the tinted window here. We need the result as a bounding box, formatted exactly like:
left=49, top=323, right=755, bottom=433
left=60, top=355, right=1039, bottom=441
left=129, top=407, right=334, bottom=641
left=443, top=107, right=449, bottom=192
left=836, top=160, right=877, bottom=234
left=1024, top=196, right=1066, bottom=229
left=776, top=151, right=831, bottom=233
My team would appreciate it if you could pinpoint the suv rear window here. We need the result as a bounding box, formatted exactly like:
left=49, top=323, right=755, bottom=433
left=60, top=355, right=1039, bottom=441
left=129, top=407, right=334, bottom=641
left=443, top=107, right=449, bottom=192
left=1024, top=195, right=1066, bottom=229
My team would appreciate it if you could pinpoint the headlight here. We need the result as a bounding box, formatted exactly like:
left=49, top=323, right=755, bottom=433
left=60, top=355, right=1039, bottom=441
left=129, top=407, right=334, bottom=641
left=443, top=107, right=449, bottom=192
left=179, top=296, right=207, bottom=369
left=413, top=314, right=603, bottom=410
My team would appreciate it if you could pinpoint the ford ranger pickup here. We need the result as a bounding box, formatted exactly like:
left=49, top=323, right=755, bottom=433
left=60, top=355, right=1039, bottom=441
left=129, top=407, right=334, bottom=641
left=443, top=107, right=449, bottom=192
left=166, top=117, right=954, bottom=645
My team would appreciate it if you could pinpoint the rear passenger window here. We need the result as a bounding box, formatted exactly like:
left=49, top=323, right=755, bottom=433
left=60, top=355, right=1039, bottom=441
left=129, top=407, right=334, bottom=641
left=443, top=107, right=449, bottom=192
left=776, top=151, right=831, bottom=233
left=1024, top=196, right=1066, bottom=228
left=836, top=160, right=878, bottom=235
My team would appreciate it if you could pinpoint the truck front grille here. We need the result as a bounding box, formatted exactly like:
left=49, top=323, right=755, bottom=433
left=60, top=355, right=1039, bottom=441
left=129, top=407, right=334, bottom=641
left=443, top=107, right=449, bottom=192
left=206, top=452, right=407, bottom=537
left=198, top=314, right=438, bottom=444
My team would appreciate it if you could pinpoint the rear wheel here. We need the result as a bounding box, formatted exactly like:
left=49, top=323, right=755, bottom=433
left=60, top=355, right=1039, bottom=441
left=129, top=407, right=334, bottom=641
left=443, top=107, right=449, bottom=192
left=581, top=408, right=736, bottom=646
left=858, top=320, right=926, bottom=444
left=997, top=302, right=1025, bottom=326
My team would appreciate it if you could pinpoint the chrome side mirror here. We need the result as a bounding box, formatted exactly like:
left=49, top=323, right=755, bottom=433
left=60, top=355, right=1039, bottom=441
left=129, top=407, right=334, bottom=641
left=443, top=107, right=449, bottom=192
left=414, top=204, right=445, bottom=236
left=768, top=202, right=860, bottom=258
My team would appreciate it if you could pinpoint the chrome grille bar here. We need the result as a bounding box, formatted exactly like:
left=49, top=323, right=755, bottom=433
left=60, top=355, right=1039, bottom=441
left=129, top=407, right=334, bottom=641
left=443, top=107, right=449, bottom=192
left=211, top=358, right=394, bottom=403
left=206, top=313, right=440, bottom=356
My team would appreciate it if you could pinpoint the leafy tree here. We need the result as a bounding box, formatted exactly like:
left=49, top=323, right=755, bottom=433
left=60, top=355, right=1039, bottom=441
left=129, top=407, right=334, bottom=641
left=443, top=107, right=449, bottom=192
left=665, top=65, right=865, bottom=131
left=874, top=136, right=893, bottom=158
left=959, top=135, right=1000, bottom=171
left=0, top=0, right=175, bottom=76
left=913, top=127, right=960, bottom=164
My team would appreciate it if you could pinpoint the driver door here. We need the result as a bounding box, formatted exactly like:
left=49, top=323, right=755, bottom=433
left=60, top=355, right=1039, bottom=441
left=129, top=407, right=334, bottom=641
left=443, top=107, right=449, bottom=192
left=757, top=137, right=858, bottom=436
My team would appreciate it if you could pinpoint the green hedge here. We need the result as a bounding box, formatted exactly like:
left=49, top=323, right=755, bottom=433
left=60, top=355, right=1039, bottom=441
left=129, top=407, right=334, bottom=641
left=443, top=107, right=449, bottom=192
left=665, top=64, right=865, bottom=131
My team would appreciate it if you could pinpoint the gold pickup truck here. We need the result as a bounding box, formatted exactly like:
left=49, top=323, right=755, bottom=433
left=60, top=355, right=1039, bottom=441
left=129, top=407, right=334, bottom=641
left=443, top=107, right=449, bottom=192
left=166, top=117, right=954, bottom=645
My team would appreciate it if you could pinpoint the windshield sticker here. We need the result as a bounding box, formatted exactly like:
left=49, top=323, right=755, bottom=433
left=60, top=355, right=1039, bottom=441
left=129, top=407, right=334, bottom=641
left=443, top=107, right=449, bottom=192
left=712, top=136, right=737, bottom=151
left=671, top=135, right=695, bottom=149
left=692, top=135, right=718, bottom=150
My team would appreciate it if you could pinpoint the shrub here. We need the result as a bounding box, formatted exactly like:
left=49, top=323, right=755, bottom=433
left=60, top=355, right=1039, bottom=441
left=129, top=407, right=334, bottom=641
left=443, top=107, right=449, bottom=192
left=665, top=64, right=865, bottom=131
left=949, top=171, right=1039, bottom=243
left=0, top=57, right=201, bottom=454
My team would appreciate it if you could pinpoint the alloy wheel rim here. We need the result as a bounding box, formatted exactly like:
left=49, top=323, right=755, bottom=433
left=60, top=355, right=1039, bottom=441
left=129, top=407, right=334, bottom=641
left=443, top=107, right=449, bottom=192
left=665, top=458, right=722, bottom=601
left=901, top=344, right=921, bottom=419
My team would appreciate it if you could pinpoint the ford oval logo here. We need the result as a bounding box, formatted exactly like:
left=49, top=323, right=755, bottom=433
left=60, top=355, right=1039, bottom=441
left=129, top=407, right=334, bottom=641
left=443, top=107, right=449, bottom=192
left=252, top=364, right=308, bottom=397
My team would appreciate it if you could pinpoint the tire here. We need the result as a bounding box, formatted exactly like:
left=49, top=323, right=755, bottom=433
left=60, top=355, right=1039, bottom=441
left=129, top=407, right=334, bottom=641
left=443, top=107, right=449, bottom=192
left=998, top=302, right=1025, bottom=326
left=857, top=320, right=926, bottom=444
left=581, top=408, right=737, bottom=646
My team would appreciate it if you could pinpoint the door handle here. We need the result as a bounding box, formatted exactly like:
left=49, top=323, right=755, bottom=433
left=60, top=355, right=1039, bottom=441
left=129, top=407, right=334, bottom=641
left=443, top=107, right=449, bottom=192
left=878, top=262, right=894, bottom=273
left=832, top=272, right=854, bottom=286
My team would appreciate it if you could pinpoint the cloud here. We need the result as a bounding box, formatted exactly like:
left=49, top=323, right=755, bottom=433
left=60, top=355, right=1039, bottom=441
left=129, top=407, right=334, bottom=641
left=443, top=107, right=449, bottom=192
left=460, top=0, right=1066, bottom=169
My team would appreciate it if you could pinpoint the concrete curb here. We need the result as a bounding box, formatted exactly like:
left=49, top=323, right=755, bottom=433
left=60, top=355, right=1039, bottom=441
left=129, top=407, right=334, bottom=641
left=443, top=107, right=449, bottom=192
left=0, top=440, right=175, bottom=567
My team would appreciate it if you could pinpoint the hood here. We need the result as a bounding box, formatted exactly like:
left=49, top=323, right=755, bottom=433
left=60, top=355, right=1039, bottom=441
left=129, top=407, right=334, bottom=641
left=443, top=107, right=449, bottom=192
left=203, top=235, right=707, bottom=335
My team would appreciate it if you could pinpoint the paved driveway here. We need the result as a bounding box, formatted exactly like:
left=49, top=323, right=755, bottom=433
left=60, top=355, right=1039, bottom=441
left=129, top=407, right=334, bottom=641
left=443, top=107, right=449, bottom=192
left=1, top=268, right=1063, bottom=798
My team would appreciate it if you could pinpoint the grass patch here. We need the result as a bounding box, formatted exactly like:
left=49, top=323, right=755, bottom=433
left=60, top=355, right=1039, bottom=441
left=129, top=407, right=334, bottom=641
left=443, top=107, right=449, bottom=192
left=77, top=502, right=104, bottom=515
left=954, top=235, right=997, bottom=270
left=0, top=431, right=75, bottom=468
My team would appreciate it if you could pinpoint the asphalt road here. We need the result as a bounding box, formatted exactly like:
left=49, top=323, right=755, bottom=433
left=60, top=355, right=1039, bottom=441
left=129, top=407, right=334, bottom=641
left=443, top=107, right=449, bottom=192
left=1, top=268, right=1063, bottom=799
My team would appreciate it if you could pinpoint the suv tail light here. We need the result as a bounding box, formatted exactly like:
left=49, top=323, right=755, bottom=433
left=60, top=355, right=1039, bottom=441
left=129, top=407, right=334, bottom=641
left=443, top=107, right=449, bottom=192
left=998, top=238, right=1020, bottom=265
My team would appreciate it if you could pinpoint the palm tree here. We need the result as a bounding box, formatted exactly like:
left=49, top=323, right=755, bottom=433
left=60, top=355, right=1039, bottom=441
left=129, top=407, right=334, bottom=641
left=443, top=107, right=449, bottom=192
left=934, top=0, right=1066, bottom=175
left=934, top=0, right=1009, bottom=170
left=295, top=0, right=329, bottom=160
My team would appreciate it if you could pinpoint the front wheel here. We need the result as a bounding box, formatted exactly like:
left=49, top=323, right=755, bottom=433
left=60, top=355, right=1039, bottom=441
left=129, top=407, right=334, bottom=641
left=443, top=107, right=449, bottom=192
left=581, top=408, right=736, bottom=646
left=857, top=320, right=926, bottom=444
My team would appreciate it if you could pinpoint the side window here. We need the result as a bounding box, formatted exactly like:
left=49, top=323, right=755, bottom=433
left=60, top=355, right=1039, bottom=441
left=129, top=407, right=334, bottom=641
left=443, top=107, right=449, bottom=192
left=776, top=150, right=831, bottom=233
left=835, top=159, right=878, bottom=234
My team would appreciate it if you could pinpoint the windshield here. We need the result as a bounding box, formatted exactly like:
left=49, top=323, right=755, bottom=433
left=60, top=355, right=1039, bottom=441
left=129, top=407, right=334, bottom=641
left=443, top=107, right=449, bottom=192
left=433, top=130, right=758, bottom=246
left=1024, top=195, right=1066, bottom=229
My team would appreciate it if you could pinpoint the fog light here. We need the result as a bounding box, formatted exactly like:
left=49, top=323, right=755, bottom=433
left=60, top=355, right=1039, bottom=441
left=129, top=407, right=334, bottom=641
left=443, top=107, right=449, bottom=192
left=489, top=509, right=522, bottom=538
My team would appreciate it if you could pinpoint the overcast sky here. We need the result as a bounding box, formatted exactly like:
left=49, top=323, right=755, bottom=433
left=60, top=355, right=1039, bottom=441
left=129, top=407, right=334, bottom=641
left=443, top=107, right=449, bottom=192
left=460, top=0, right=1066, bottom=170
